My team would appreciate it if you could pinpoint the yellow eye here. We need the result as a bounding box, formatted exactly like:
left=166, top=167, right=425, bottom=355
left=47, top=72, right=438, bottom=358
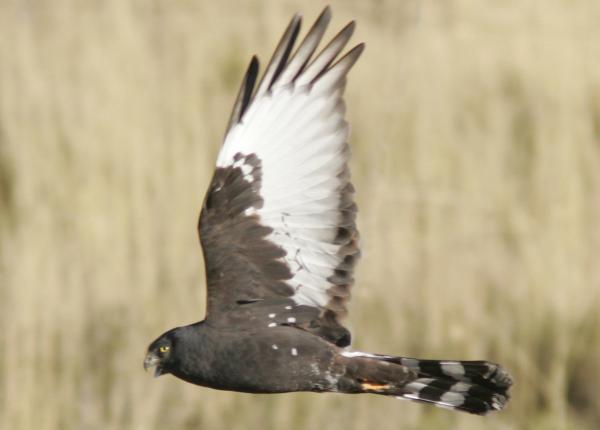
left=159, top=345, right=170, bottom=354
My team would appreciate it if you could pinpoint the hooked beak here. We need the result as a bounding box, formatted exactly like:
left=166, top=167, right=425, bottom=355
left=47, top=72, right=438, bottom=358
left=143, top=352, right=163, bottom=377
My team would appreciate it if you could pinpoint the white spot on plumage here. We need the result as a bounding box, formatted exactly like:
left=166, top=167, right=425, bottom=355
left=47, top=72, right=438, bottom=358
left=404, top=378, right=434, bottom=394
left=241, top=163, right=252, bottom=177
left=440, top=392, right=465, bottom=407
left=441, top=362, right=466, bottom=379
left=268, top=322, right=276, bottom=328
left=272, top=344, right=278, bottom=350
left=287, top=317, right=296, bottom=323
left=291, top=348, right=298, bottom=356
left=324, top=371, right=338, bottom=386
left=285, top=305, right=292, bottom=310
left=268, top=313, right=276, bottom=318
left=491, top=396, right=503, bottom=410
left=450, top=382, right=471, bottom=393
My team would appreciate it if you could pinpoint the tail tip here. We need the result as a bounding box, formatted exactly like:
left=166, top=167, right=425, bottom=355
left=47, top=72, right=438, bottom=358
left=489, top=365, right=514, bottom=389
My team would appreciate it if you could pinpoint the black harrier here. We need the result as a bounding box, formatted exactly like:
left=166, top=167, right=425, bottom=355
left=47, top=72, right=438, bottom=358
left=144, top=7, right=513, bottom=415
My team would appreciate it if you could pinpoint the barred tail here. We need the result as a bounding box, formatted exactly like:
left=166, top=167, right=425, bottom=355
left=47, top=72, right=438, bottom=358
left=340, top=352, right=513, bottom=415
left=391, top=357, right=512, bottom=415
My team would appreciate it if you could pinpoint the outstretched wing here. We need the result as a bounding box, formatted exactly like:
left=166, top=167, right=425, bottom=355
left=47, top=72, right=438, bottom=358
left=198, top=7, right=363, bottom=346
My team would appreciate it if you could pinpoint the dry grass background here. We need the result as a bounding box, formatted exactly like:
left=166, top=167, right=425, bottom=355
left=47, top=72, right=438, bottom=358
left=1, top=0, right=600, bottom=429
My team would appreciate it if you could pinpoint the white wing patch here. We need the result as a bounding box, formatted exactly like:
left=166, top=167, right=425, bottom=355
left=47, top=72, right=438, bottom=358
left=216, top=83, right=351, bottom=310
left=211, top=9, right=363, bottom=319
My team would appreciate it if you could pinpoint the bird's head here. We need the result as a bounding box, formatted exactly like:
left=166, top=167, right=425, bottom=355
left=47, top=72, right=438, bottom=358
left=144, top=330, right=177, bottom=377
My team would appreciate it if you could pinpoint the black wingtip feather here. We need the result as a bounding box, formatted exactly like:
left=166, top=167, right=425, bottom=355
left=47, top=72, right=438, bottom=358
left=341, top=42, right=365, bottom=70
left=225, top=56, right=259, bottom=133
left=275, top=7, right=333, bottom=88
left=242, top=57, right=259, bottom=115
left=253, top=13, right=302, bottom=99
left=269, top=20, right=301, bottom=90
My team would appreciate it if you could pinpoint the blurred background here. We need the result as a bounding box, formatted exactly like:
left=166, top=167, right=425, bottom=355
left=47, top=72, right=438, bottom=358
left=1, top=0, right=600, bottom=429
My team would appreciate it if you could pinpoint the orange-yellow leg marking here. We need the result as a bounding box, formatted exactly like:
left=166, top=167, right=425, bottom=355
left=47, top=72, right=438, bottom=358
left=361, top=382, right=391, bottom=391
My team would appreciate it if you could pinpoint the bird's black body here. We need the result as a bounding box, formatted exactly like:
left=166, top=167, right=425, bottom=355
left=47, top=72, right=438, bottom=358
left=150, top=322, right=340, bottom=393
left=144, top=7, right=513, bottom=416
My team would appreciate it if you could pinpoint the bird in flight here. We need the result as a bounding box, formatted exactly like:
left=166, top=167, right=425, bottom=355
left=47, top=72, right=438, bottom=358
left=144, top=7, right=513, bottom=415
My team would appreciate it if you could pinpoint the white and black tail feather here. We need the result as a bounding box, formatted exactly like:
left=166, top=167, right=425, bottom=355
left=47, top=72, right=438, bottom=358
left=342, top=351, right=512, bottom=415
left=392, top=356, right=512, bottom=415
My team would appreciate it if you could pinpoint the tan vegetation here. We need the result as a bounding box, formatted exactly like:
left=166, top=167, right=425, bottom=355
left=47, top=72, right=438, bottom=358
left=1, top=0, right=600, bottom=429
